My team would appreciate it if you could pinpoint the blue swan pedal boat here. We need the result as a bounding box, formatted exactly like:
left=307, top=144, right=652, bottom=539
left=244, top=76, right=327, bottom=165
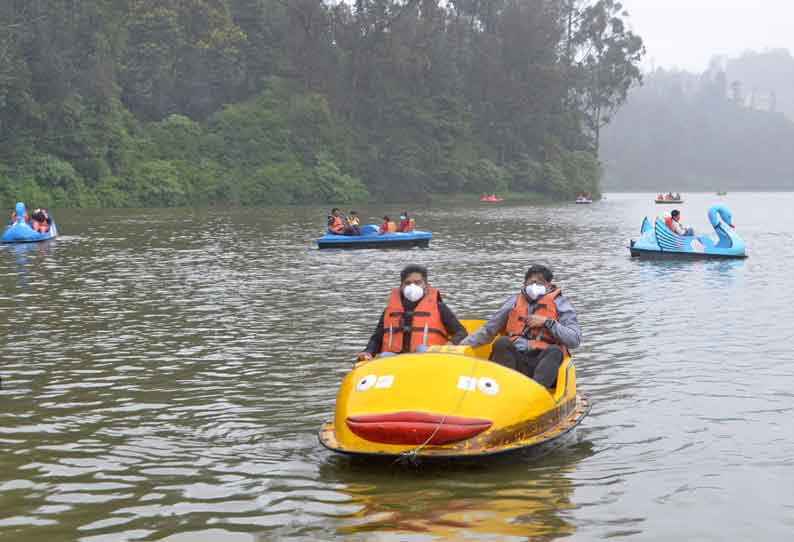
left=630, top=204, right=746, bottom=259
left=2, top=203, right=58, bottom=243
left=317, top=225, right=432, bottom=250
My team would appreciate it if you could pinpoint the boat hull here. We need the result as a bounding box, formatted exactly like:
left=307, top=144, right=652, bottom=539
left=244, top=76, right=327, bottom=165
left=655, top=200, right=683, bottom=204
left=317, top=236, right=430, bottom=249
left=2, top=222, right=58, bottom=243
left=317, top=228, right=431, bottom=250
left=629, top=245, right=747, bottom=259
left=320, top=393, right=589, bottom=460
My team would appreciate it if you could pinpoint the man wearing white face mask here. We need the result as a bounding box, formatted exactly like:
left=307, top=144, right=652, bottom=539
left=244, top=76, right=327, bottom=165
left=461, top=265, right=581, bottom=388
left=356, top=265, right=468, bottom=360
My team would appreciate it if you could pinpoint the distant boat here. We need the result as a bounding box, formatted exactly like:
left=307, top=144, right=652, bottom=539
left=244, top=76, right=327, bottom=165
left=480, top=194, right=504, bottom=203
left=716, top=191, right=728, bottom=196
left=630, top=204, right=746, bottom=259
left=2, top=203, right=58, bottom=243
left=655, top=193, right=683, bottom=204
left=317, top=224, right=431, bottom=249
left=575, top=195, right=593, bottom=204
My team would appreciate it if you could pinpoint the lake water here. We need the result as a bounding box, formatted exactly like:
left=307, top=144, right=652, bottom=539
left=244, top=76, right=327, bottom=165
left=1, top=193, right=793, bottom=541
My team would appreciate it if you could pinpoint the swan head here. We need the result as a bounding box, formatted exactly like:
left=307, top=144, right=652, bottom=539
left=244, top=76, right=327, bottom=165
left=708, top=205, right=734, bottom=229
left=14, top=202, right=26, bottom=221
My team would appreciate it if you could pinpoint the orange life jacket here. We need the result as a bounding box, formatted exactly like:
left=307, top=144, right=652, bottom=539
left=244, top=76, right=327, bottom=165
left=380, top=287, right=449, bottom=353
left=329, top=215, right=344, bottom=234
left=504, top=288, right=569, bottom=355
left=663, top=215, right=673, bottom=230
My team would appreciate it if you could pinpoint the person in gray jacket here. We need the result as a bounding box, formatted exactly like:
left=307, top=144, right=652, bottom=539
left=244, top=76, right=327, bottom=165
left=461, top=264, right=581, bottom=388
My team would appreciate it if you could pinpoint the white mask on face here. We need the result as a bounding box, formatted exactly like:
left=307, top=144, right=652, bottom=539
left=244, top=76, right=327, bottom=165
left=525, top=283, right=547, bottom=300
left=403, top=283, right=425, bottom=302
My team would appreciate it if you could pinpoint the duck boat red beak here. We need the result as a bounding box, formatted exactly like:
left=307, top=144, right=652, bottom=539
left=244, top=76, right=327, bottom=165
left=346, top=412, right=492, bottom=445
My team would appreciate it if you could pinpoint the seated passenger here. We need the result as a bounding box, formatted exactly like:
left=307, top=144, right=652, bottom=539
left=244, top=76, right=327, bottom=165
left=396, top=211, right=411, bottom=233
left=356, top=265, right=468, bottom=361
left=345, top=211, right=362, bottom=236
left=327, top=208, right=345, bottom=234
left=666, top=209, right=694, bottom=236
left=460, top=264, right=581, bottom=388
left=379, top=216, right=394, bottom=234
left=31, top=209, right=50, bottom=233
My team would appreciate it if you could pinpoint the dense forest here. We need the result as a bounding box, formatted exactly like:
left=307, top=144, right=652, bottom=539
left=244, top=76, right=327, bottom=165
left=0, top=0, right=643, bottom=208
left=602, top=49, right=794, bottom=192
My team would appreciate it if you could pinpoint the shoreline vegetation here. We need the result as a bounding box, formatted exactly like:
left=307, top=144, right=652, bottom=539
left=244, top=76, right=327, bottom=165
left=602, top=50, right=794, bottom=192
left=0, top=1, right=643, bottom=210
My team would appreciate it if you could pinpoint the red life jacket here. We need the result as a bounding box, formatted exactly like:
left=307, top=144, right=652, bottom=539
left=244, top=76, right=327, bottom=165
left=504, top=288, right=569, bottom=356
left=664, top=215, right=674, bottom=230
left=329, top=215, right=344, bottom=234
left=380, top=287, right=449, bottom=353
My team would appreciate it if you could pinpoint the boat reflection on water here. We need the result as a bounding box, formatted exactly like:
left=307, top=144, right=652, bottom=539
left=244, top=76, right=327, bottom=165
left=321, top=441, right=593, bottom=541
left=3, top=239, right=55, bottom=290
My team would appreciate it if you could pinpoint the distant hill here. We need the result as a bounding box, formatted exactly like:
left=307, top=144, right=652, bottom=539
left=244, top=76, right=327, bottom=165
left=601, top=51, right=794, bottom=192
left=726, top=49, right=794, bottom=121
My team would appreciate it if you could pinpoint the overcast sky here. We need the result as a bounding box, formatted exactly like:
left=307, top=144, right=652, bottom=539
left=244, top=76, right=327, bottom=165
left=619, top=0, right=794, bottom=72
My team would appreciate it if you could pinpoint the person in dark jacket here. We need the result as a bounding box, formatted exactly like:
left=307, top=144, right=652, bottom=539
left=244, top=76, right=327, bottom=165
left=357, top=265, right=468, bottom=360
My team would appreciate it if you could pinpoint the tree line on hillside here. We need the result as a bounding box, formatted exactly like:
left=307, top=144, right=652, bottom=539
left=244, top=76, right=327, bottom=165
left=0, top=0, right=643, bottom=208
left=601, top=54, right=794, bottom=192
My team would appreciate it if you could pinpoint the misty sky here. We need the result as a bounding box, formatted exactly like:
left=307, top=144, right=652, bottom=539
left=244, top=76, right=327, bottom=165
left=620, top=0, right=794, bottom=72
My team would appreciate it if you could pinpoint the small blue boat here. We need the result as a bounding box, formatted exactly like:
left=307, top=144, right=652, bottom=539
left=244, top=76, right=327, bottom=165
left=2, top=202, right=58, bottom=243
left=317, top=224, right=432, bottom=249
left=630, top=204, right=746, bottom=259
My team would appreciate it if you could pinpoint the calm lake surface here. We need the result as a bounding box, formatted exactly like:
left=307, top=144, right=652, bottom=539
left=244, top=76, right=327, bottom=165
left=1, top=193, right=793, bottom=541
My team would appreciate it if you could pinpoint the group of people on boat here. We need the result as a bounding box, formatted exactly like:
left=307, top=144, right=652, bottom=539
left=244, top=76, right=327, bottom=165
left=576, top=193, right=593, bottom=200
left=327, top=208, right=415, bottom=236
left=356, top=263, right=581, bottom=389
left=7, top=204, right=52, bottom=233
left=664, top=209, right=694, bottom=236
left=327, top=208, right=362, bottom=236
left=657, top=192, right=681, bottom=201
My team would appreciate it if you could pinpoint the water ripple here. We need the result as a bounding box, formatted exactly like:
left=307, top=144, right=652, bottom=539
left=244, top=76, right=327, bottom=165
left=2, top=195, right=794, bottom=540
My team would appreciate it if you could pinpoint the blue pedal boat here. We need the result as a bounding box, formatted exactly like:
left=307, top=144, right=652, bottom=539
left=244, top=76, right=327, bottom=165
left=317, top=225, right=432, bottom=250
left=630, top=204, right=746, bottom=259
left=2, top=203, right=58, bottom=243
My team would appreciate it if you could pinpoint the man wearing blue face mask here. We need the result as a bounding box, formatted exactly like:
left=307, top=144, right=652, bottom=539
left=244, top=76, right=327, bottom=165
left=461, top=264, right=581, bottom=388
left=356, top=264, right=468, bottom=361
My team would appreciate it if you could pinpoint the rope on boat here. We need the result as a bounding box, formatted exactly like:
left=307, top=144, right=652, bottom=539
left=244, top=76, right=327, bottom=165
left=395, top=351, right=483, bottom=465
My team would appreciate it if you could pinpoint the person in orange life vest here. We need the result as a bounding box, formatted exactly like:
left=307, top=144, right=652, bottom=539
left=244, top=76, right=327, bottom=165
left=31, top=209, right=50, bottom=233
left=665, top=209, right=693, bottom=236
left=327, top=208, right=347, bottom=234
left=379, top=216, right=390, bottom=233
left=461, top=264, right=581, bottom=388
left=356, top=264, right=468, bottom=361
left=396, top=211, right=411, bottom=232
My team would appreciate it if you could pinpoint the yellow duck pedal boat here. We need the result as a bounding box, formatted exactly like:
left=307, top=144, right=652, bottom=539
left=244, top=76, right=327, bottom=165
left=319, top=320, right=590, bottom=459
